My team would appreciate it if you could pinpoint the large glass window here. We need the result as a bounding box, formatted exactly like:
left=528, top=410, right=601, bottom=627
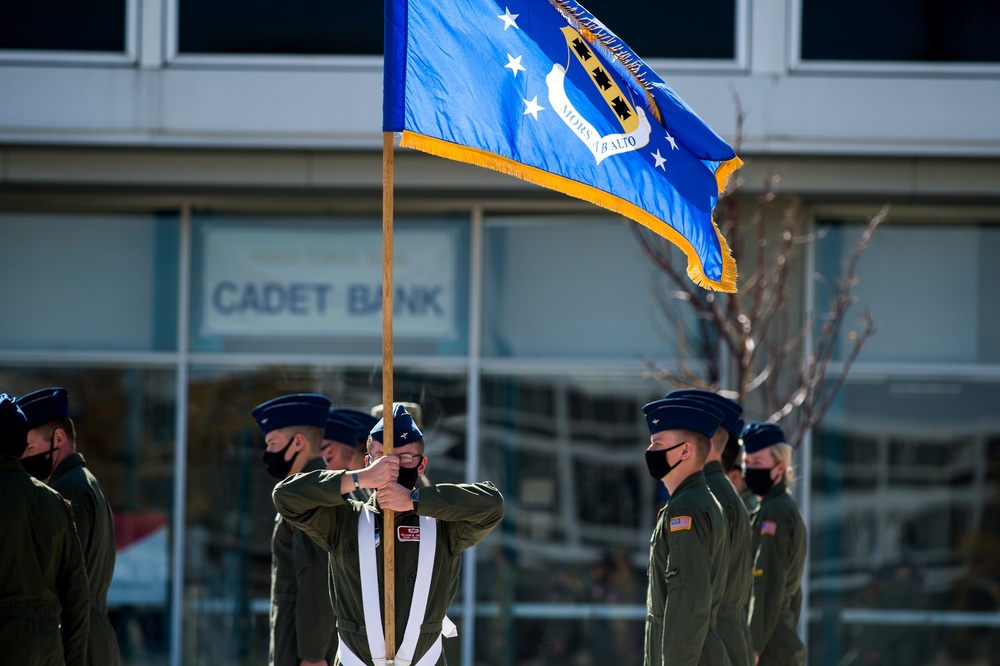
left=473, top=371, right=664, bottom=666
left=0, top=364, right=177, bottom=666
left=0, top=212, right=179, bottom=352
left=800, top=0, right=1000, bottom=63
left=809, top=377, right=1000, bottom=666
left=174, top=0, right=736, bottom=60
left=577, top=0, right=737, bottom=60
left=483, top=215, right=710, bottom=360
left=182, top=364, right=469, bottom=665
left=0, top=0, right=127, bottom=52
left=813, top=218, right=1000, bottom=364
left=177, top=0, right=382, bottom=55
left=190, top=214, right=469, bottom=356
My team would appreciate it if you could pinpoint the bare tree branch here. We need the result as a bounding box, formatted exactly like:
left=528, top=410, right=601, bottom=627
left=639, top=98, right=887, bottom=448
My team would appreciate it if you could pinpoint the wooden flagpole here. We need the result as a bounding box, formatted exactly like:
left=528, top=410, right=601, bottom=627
left=381, top=130, right=397, bottom=664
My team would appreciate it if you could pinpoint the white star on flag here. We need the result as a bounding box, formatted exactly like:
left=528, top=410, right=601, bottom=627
left=665, top=131, right=678, bottom=150
left=504, top=54, right=526, bottom=77
left=651, top=149, right=666, bottom=170
left=497, top=7, right=519, bottom=30
left=522, top=96, right=544, bottom=119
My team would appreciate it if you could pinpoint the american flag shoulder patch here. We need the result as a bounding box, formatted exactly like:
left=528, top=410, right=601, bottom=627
left=669, top=516, right=692, bottom=532
left=761, top=520, right=778, bottom=535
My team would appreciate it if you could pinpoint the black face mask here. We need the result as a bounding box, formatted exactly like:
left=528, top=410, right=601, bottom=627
left=743, top=467, right=776, bottom=496
left=645, top=443, right=685, bottom=482
left=262, top=435, right=300, bottom=480
left=21, top=442, right=55, bottom=481
left=396, top=458, right=424, bottom=489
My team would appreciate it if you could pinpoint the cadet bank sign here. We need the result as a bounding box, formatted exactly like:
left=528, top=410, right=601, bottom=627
left=201, top=225, right=459, bottom=339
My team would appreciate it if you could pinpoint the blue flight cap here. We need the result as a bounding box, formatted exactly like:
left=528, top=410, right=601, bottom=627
left=323, top=410, right=364, bottom=446
left=16, top=387, right=69, bottom=430
left=642, top=398, right=724, bottom=439
left=324, top=408, right=379, bottom=448
left=741, top=422, right=787, bottom=453
left=0, top=393, right=28, bottom=432
left=665, top=389, right=743, bottom=432
left=730, top=417, right=745, bottom=436
left=336, top=408, right=379, bottom=438
left=369, top=403, right=423, bottom=448
left=252, top=393, right=331, bottom=435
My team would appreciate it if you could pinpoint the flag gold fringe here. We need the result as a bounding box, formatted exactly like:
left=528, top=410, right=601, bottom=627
left=401, top=131, right=738, bottom=293
left=714, top=156, right=743, bottom=195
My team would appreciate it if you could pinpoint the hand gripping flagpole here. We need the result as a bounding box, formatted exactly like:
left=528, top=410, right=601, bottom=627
left=382, top=129, right=397, bottom=665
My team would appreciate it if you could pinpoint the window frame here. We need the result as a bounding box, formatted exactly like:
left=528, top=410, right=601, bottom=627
left=164, top=0, right=749, bottom=72
left=164, top=0, right=381, bottom=68
left=0, top=0, right=138, bottom=65
left=789, top=0, right=1000, bottom=76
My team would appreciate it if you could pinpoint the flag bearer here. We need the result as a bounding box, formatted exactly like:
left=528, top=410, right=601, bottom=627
left=273, top=404, right=504, bottom=666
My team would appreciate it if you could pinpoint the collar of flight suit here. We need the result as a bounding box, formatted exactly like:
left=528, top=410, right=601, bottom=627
left=671, top=469, right=707, bottom=499
left=50, top=452, right=86, bottom=483
left=760, top=480, right=788, bottom=502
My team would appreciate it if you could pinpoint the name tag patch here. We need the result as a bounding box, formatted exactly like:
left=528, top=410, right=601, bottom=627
left=669, top=516, right=692, bottom=532
left=398, top=526, right=421, bottom=542
left=761, top=520, right=777, bottom=535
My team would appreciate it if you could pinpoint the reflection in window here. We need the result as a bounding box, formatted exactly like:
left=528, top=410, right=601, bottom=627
left=483, top=216, right=709, bottom=359
left=801, top=0, right=1000, bottom=63
left=475, top=372, right=661, bottom=666
left=0, top=0, right=127, bottom=52
left=813, top=220, right=1000, bottom=364
left=0, top=212, right=178, bottom=352
left=0, top=364, right=177, bottom=666
left=809, top=379, right=1000, bottom=666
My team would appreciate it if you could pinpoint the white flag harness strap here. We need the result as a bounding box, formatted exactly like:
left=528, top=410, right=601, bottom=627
left=343, top=506, right=450, bottom=666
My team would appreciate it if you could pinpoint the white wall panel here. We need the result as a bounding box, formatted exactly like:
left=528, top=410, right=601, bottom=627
left=0, top=64, right=997, bottom=156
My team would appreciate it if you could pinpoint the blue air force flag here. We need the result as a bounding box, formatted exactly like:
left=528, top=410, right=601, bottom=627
left=384, top=0, right=742, bottom=291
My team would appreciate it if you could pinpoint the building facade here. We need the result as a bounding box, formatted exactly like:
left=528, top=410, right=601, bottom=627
left=2, top=1, right=999, bottom=665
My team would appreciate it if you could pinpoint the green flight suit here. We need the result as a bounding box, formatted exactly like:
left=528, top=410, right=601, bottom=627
left=704, top=461, right=754, bottom=666
left=270, top=456, right=339, bottom=666
left=273, top=469, right=504, bottom=666
left=1, top=458, right=90, bottom=666
left=740, top=490, right=759, bottom=516
left=644, top=470, right=730, bottom=666
left=50, top=452, right=121, bottom=666
left=749, top=482, right=806, bottom=666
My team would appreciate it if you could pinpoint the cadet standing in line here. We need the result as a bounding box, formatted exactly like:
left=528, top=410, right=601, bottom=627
left=273, top=404, right=504, bottom=666
left=254, top=393, right=339, bottom=666
left=0, top=392, right=90, bottom=666
left=322, top=409, right=378, bottom=503
left=742, top=422, right=807, bottom=666
left=17, top=387, right=121, bottom=666
left=642, top=398, right=730, bottom=666
left=667, top=390, right=754, bottom=666
left=721, top=425, right=759, bottom=515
